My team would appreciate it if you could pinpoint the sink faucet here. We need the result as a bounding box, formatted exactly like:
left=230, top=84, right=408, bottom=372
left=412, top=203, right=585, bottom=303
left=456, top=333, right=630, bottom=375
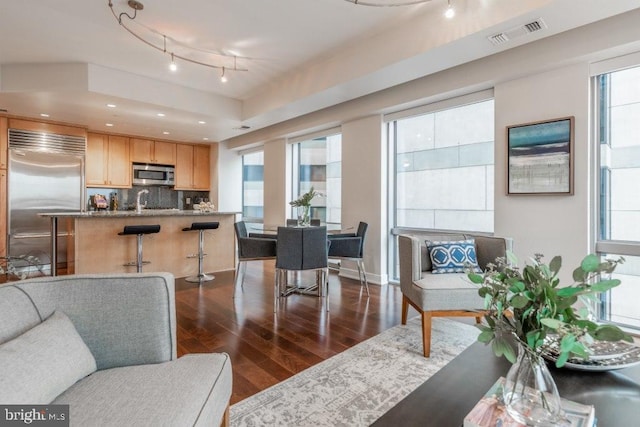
left=136, top=189, right=149, bottom=214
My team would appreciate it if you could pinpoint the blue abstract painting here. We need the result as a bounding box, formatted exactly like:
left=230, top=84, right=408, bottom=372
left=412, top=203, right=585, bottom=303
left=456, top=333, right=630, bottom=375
left=508, top=117, right=573, bottom=194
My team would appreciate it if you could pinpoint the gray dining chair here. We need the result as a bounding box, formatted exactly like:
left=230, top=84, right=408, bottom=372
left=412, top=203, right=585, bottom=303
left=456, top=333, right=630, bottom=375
left=327, top=222, right=369, bottom=296
left=274, top=226, right=329, bottom=312
left=234, top=221, right=277, bottom=297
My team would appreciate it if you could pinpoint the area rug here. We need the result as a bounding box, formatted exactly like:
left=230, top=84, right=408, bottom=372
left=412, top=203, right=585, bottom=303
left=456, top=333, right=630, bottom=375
left=230, top=317, right=479, bottom=426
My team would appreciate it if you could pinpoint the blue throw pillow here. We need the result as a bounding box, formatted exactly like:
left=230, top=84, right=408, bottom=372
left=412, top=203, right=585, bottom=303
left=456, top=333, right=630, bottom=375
left=426, top=239, right=481, bottom=274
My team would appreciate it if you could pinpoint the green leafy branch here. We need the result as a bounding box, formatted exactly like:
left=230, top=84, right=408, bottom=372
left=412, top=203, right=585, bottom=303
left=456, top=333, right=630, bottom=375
left=468, top=252, right=632, bottom=367
left=289, top=186, right=321, bottom=207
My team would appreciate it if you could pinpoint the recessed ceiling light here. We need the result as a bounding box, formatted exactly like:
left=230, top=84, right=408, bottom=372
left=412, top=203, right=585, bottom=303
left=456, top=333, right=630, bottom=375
left=106, top=103, right=117, bottom=108
left=198, top=121, right=206, bottom=124
left=203, top=137, right=209, bottom=141
left=157, top=113, right=166, bottom=117
left=105, top=123, right=114, bottom=127
left=162, top=131, right=170, bottom=135
left=40, top=113, right=50, bottom=118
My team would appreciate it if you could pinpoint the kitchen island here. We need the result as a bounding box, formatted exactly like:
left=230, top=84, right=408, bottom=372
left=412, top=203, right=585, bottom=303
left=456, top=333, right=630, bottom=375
left=39, top=210, right=240, bottom=278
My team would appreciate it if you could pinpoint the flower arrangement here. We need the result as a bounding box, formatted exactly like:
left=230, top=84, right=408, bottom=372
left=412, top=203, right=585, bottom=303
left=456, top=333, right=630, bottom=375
left=289, top=186, right=321, bottom=208
left=467, top=252, right=633, bottom=367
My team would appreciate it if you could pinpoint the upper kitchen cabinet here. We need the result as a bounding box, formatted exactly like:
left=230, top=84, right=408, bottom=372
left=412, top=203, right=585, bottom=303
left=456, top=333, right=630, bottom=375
left=86, top=133, right=131, bottom=188
left=130, top=138, right=176, bottom=165
left=175, top=143, right=210, bottom=190
left=0, top=117, right=7, bottom=169
left=193, top=144, right=210, bottom=190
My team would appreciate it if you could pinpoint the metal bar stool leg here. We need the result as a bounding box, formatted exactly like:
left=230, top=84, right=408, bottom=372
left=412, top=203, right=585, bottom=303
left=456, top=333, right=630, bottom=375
left=136, top=234, right=144, bottom=273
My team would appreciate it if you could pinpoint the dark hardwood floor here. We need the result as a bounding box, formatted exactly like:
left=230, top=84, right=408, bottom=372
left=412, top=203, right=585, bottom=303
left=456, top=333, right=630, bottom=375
left=175, top=261, right=405, bottom=404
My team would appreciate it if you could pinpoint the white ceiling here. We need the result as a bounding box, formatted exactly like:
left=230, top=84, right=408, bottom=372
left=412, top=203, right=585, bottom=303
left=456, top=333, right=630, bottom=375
left=0, top=0, right=638, bottom=145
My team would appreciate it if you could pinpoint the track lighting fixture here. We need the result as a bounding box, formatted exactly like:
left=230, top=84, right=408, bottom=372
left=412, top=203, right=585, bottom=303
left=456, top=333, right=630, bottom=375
left=444, top=0, right=455, bottom=18
left=108, top=0, right=248, bottom=76
left=344, top=0, right=431, bottom=6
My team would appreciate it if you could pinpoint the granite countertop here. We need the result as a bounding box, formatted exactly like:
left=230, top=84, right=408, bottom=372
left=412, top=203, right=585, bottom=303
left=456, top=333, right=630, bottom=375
left=39, top=210, right=241, bottom=218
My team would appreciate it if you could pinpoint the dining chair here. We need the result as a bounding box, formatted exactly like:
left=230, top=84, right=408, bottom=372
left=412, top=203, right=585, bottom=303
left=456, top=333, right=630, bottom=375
left=274, top=226, right=329, bottom=312
left=327, top=222, right=369, bottom=296
left=233, top=221, right=277, bottom=297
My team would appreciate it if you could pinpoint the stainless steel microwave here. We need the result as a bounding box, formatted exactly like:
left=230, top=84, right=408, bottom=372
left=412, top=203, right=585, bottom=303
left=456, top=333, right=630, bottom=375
left=132, top=163, right=175, bottom=186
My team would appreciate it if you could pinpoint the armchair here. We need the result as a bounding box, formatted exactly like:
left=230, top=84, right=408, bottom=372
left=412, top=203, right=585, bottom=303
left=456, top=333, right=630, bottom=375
left=327, top=222, right=369, bottom=295
left=398, top=233, right=511, bottom=357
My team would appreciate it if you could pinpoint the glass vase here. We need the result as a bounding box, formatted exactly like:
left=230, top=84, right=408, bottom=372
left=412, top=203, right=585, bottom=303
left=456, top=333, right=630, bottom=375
left=502, top=342, right=565, bottom=426
left=297, top=205, right=311, bottom=227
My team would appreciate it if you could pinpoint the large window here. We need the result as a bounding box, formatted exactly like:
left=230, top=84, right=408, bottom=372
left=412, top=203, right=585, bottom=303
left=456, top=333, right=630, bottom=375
left=292, top=133, right=342, bottom=227
left=392, top=99, right=495, bottom=232
left=387, top=97, right=494, bottom=281
left=242, top=151, right=264, bottom=221
left=596, top=65, right=640, bottom=330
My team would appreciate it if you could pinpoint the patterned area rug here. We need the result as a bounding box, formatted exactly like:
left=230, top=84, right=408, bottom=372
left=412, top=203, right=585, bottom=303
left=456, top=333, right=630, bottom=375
left=230, top=317, right=479, bottom=426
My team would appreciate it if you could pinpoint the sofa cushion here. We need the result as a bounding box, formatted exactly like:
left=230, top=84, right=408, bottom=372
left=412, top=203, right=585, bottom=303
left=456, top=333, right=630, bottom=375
left=53, top=353, right=232, bottom=427
left=0, top=311, right=97, bottom=404
left=421, top=234, right=465, bottom=272
left=427, top=239, right=481, bottom=274
left=465, top=234, right=507, bottom=270
left=412, top=272, right=483, bottom=311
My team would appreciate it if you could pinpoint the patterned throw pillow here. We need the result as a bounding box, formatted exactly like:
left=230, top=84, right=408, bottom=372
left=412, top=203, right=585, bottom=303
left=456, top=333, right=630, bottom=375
left=426, top=239, right=481, bottom=274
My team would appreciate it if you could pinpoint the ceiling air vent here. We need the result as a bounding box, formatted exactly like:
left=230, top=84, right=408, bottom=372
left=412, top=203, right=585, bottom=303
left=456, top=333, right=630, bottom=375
left=488, top=18, right=547, bottom=47
left=488, top=33, right=509, bottom=46
left=524, top=19, right=546, bottom=33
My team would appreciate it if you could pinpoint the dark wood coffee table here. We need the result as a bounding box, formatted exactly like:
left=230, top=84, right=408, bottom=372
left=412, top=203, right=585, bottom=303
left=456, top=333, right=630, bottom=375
left=372, top=341, right=640, bottom=427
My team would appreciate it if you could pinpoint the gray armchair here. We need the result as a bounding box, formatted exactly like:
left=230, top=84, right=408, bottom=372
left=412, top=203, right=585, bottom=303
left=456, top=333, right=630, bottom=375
left=0, top=272, right=232, bottom=426
left=275, top=226, right=329, bottom=312
left=398, top=233, right=511, bottom=357
left=327, top=222, right=369, bottom=295
left=234, top=221, right=277, bottom=296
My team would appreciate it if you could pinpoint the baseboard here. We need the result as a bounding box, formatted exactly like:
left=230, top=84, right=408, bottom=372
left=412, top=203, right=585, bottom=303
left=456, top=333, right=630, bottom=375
left=337, top=267, right=387, bottom=286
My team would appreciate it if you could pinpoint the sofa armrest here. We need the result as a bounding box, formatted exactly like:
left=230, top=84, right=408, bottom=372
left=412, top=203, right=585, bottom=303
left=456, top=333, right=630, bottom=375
left=398, top=235, right=423, bottom=291
left=15, top=272, right=177, bottom=370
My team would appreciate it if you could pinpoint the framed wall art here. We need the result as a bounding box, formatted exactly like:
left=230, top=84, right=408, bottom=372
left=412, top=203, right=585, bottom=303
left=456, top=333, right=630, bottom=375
left=507, top=116, right=574, bottom=195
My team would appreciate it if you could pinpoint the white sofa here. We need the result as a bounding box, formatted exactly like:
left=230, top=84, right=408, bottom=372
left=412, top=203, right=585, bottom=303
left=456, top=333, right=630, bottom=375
left=0, top=272, right=232, bottom=426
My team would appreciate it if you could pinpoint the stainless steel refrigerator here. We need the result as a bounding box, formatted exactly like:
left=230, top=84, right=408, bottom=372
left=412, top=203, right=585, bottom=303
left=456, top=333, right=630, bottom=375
left=8, top=129, right=85, bottom=274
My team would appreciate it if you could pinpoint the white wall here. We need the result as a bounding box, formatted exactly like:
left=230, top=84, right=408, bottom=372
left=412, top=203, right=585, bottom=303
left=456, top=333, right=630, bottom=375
left=263, top=138, right=289, bottom=226
left=341, top=115, right=387, bottom=284
left=217, top=142, right=242, bottom=213
left=494, top=64, right=591, bottom=282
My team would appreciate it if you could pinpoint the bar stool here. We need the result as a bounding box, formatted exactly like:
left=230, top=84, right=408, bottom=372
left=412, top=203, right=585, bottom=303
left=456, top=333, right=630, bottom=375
left=182, top=222, right=219, bottom=283
left=118, top=224, right=161, bottom=273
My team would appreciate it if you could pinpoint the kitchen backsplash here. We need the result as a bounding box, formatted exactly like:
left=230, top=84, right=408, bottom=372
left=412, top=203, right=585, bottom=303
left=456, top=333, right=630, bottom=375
left=87, top=186, right=209, bottom=211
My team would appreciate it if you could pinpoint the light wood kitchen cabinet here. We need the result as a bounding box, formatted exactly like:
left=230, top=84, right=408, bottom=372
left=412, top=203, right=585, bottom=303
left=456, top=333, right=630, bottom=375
left=0, top=117, right=7, bottom=170
left=86, top=133, right=131, bottom=188
left=130, top=138, right=176, bottom=165
left=193, top=145, right=210, bottom=190
left=0, top=170, right=6, bottom=257
left=175, top=143, right=210, bottom=190
left=175, top=144, right=194, bottom=189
